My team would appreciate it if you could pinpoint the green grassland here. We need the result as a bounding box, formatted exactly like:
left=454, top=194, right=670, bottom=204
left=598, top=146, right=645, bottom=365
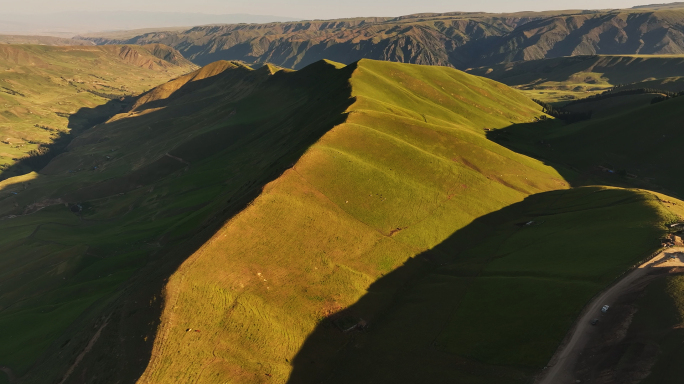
left=285, top=186, right=674, bottom=384
left=1, top=58, right=682, bottom=384
left=578, top=270, right=684, bottom=384
left=136, top=59, right=569, bottom=383
left=468, top=55, right=684, bottom=103
left=491, top=95, right=684, bottom=197
left=129, top=61, right=679, bottom=383
left=0, top=43, right=196, bottom=177
left=638, top=275, right=684, bottom=384
left=3, top=58, right=359, bottom=382
left=485, top=77, right=684, bottom=383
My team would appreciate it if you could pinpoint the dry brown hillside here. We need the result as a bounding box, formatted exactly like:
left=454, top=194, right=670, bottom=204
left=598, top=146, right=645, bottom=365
left=83, top=7, right=684, bottom=69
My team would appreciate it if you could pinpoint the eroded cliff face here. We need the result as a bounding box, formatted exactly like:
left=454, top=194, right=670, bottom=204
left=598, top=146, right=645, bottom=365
left=85, top=9, right=684, bottom=69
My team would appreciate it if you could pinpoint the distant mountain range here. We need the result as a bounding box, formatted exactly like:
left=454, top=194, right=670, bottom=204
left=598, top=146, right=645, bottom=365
left=0, top=11, right=299, bottom=36
left=7, top=5, right=684, bottom=384
left=0, top=34, right=94, bottom=45
left=82, top=5, right=684, bottom=69
left=632, top=2, right=684, bottom=9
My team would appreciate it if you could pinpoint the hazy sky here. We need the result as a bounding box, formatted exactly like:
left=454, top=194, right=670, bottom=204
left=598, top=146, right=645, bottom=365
left=1, top=0, right=656, bottom=19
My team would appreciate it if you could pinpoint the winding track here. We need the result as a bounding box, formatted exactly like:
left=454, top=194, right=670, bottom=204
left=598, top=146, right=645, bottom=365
left=0, top=366, right=16, bottom=384
left=537, top=248, right=684, bottom=384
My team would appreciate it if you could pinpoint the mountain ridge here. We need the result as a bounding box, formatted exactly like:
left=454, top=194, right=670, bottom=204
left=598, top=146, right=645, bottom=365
left=1, top=37, right=683, bottom=384
left=81, top=6, right=684, bottom=69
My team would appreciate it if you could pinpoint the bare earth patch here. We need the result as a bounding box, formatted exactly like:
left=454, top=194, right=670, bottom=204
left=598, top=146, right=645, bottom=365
left=536, top=248, right=684, bottom=384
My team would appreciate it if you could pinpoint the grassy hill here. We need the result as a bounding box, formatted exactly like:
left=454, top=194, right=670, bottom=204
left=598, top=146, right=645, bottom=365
left=467, top=55, right=684, bottom=102
left=0, top=44, right=196, bottom=178
left=1, top=58, right=359, bottom=383
left=107, top=60, right=677, bottom=384
left=83, top=6, right=684, bottom=70
left=1, top=58, right=681, bottom=384
left=483, top=78, right=684, bottom=384
left=491, top=94, right=684, bottom=198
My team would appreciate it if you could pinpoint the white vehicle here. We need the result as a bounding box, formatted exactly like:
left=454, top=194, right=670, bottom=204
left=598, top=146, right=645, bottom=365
left=601, top=305, right=610, bottom=313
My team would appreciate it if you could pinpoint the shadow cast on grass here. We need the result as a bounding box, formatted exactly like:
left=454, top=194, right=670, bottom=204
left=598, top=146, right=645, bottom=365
left=285, top=185, right=665, bottom=383
left=284, top=113, right=676, bottom=383
left=16, top=61, right=358, bottom=384
left=486, top=116, right=684, bottom=199
left=0, top=97, right=132, bottom=181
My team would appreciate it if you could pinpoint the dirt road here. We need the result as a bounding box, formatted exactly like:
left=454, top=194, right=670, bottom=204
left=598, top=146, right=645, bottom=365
left=0, top=366, right=16, bottom=383
left=537, top=248, right=684, bottom=384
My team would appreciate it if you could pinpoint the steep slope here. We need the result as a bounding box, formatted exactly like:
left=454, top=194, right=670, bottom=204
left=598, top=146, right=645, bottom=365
left=0, top=44, right=197, bottom=178
left=480, top=10, right=684, bottom=64
left=1, top=59, right=357, bottom=384
left=2, top=59, right=679, bottom=384
left=134, top=61, right=674, bottom=384
left=482, top=85, right=684, bottom=384
left=84, top=7, right=684, bottom=69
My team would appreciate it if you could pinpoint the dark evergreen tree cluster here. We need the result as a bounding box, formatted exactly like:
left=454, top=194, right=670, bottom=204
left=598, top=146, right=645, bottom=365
left=86, top=89, right=125, bottom=100
left=532, top=99, right=593, bottom=123
left=23, top=131, right=72, bottom=170
left=561, top=86, right=684, bottom=108
left=651, top=90, right=684, bottom=104
left=33, top=124, right=59, bottom=132
left=564, top=87, right=677, bottom=107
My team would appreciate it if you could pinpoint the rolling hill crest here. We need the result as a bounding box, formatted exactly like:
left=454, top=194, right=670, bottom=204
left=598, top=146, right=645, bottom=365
left=1, top=57, right=680, bottom=384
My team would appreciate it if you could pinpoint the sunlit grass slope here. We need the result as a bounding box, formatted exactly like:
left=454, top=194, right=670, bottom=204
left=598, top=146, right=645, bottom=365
left=1, top=59, right=356, bottom=381
left=3, top=58, right=679, bottom=383
left=0, top=43, right=196, bottom=177
left=288, top=187, right=676, bottom=384
left=138, top=60, right=675, bottom=383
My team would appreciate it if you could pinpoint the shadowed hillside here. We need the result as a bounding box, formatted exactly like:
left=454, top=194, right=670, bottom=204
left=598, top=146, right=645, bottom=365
left=2, top=58, right=682, bottom=384
left=468, top=55, right=684, bottom=102
left=0, top=44, right=196, bottom=179
left=84, top=6, right=684, bottom=70
left=133, top=60, right=680, bottom=384
left=490, top=95, right=684, bottom=198
left=286, top=187, right=673, bottom=383
left=1, top=58, right=358, bottom=384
